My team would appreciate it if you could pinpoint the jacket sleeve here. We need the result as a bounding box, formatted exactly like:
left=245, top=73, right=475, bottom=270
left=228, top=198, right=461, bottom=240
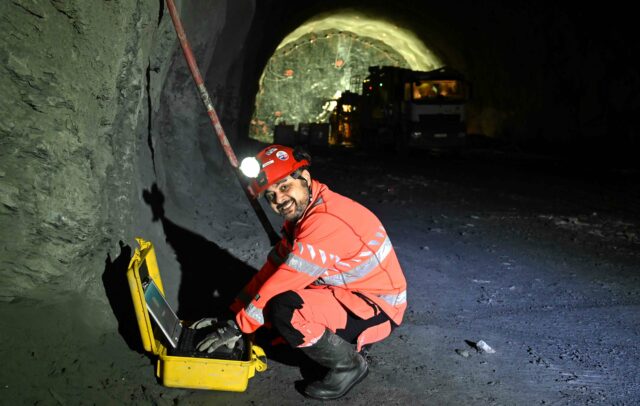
left=229, top=241, right=286, bottom=314
left=235, top=214, right=342, bottom=333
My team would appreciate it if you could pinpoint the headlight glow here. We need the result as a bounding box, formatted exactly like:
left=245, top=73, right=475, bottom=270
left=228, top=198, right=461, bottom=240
left=239, top=157, right=261, bottom=178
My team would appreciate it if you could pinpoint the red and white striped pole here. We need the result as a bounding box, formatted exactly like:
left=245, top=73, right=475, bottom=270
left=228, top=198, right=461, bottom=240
left=165, top=0, right=279, bottom=245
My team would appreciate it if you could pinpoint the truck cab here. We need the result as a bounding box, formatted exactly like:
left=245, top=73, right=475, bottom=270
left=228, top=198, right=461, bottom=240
left=360, top=66, right=469, bottom=152
left=404, top=67, right=468, bottom=150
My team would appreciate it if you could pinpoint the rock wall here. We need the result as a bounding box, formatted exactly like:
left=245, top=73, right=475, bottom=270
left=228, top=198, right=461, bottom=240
left=0, top=0, right=161, bottom=303
left=0, top=0, right=265, bottom=314
left=0, top=0, right=273, bottom=321
left=148, top=0, right=267, bottom=310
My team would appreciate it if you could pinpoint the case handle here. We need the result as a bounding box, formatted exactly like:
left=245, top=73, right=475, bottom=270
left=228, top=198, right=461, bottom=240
left=251, top=345, right=268, bottom=372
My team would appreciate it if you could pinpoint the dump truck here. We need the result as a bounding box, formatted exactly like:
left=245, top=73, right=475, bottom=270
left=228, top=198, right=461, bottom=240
left=332, top=66, right=470, bottom=151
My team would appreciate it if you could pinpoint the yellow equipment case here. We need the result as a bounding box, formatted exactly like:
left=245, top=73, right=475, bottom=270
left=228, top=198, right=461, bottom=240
left=126, top=238, right=267, bottom=392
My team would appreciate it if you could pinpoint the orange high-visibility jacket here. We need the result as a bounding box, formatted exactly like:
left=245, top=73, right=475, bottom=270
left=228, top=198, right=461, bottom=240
left=233, top=179, right=407, bottom=347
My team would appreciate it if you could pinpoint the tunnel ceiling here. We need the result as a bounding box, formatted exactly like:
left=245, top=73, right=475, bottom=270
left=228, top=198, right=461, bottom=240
left=250, top=11, right=443, bottom=142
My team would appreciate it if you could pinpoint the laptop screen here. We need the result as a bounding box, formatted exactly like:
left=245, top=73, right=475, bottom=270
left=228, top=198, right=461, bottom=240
left=143, top=277, right=183, bottom=348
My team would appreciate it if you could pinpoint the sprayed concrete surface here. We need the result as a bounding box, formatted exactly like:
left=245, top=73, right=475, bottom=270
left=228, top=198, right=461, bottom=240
left=1, top=149, right=638, bottom=405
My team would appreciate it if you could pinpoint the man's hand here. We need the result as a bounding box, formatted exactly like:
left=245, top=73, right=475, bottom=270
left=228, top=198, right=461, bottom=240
left=189, top=317, right=218, bottom=330
left=195, top=319, right=242, bottom=353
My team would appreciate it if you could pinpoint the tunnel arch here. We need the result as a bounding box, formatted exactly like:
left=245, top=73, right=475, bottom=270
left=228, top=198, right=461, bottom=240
left=249, top=10, right=445, bottom=142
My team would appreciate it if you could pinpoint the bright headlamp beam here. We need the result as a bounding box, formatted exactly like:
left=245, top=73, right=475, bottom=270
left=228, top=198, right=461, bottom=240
left=240, top=157, right=261, bottom=178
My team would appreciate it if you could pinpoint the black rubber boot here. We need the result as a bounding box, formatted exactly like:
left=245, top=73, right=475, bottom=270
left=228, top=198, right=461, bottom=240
left=300, top=329, right=369, bottom=400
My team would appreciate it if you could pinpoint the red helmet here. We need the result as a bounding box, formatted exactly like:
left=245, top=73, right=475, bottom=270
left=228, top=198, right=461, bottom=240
left=240, top=145, right=310, bottom=197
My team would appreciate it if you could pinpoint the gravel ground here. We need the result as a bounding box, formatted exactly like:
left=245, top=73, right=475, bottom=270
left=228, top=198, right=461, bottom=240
left=2, top=147, right=639, bottom=405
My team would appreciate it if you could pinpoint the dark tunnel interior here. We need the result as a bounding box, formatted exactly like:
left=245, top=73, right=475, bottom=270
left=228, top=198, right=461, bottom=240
left=1, top=0, right=639, bottom=403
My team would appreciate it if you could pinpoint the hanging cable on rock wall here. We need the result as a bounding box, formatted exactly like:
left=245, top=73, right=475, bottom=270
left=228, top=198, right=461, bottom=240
left=165, top=0, right=280, bottom=245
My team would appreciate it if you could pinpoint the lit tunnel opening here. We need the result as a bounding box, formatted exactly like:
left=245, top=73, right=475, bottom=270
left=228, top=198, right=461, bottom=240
left=249, top=11, right=444, bottom=142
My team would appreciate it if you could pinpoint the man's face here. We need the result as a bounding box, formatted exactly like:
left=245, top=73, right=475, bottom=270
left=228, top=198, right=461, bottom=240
left=264, top=170, right=311, bottom=222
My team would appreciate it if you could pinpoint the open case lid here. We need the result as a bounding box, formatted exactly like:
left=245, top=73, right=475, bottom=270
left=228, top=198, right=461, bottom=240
left=126, top=237, right=165, bottom=355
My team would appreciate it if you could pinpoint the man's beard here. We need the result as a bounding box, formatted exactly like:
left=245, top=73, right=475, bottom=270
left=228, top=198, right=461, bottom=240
left=278, top=196, right=308, bottom=222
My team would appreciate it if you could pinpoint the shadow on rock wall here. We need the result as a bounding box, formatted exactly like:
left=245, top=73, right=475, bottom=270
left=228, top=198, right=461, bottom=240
left=102, top=241, right=142, bottom=353
left=142, top=183, right=256, bottom=322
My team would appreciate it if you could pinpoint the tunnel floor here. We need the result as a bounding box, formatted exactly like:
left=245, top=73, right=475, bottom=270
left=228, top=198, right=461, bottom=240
left=3, top=147, right=639, bottom=404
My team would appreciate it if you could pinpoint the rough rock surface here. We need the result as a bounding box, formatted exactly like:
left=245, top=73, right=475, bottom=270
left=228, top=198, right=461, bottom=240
left=0, top=0, right=161, bottom=302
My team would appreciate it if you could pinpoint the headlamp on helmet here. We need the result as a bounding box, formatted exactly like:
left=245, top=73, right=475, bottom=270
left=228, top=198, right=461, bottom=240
left=240, top=145, right=310, bottom=197
left=239, top=157, right=261, bottom=178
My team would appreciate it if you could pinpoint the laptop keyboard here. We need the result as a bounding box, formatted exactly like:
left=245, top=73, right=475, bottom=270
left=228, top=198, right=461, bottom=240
left=167, top=326, right=246, bottom=360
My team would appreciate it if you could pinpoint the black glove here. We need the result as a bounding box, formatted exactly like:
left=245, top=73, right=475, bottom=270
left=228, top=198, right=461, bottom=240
left=195, top=319, right=242, bottom=353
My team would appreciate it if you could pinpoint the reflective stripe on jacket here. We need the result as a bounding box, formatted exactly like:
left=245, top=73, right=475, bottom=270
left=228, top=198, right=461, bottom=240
left=234, top=179, right=407, bottom=345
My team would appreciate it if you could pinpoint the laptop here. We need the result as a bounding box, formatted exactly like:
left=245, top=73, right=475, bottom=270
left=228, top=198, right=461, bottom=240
left=142, top=276, right=245, bottom=360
